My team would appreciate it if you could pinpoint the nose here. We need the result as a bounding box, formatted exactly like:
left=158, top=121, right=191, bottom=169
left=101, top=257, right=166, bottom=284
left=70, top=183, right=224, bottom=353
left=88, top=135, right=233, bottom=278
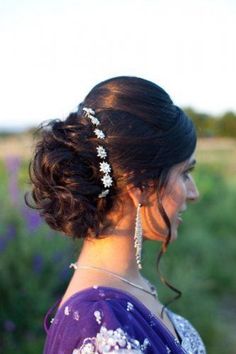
left=187, top=177, right=200, bottom=202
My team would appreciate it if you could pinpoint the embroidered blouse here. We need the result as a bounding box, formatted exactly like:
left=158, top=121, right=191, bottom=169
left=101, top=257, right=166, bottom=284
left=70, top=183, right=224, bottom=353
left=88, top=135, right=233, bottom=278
left=43, top=286, right=206, bottom=354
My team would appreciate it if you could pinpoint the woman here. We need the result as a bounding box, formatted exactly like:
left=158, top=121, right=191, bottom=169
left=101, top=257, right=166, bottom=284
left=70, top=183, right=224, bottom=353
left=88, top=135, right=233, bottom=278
left=28, top=76, right=206, bottom=353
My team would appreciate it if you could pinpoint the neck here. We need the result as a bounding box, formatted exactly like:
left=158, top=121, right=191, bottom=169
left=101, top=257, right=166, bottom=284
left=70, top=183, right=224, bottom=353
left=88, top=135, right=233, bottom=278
left=77, top=233, right=141, bottom=281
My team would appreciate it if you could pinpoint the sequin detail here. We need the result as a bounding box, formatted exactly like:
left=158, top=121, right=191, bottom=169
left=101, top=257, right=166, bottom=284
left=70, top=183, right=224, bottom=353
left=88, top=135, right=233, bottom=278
left=166, top=346, right=171, bottom=354
left=148, top=313, right=156, bottom=328
left=72, top=325, right=149, bottom=353
left=73, top=311, right=80, bottom=321
left=64, top=306, right=70, bottom=316
left=126, top=302, right=134, bottom=312
left=94, top=310, right=102, bottom=324
left=166, top=310, right=207, bottom=354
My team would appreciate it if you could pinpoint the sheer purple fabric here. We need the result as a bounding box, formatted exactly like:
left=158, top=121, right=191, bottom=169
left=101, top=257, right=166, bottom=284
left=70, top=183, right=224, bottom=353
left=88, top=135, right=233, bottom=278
left=43, top=286, right=188, bottom=354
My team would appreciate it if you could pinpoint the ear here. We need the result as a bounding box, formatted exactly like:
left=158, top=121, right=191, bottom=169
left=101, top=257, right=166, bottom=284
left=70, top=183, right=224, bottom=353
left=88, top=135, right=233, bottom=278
left=125, top=183, right=153, bottom=208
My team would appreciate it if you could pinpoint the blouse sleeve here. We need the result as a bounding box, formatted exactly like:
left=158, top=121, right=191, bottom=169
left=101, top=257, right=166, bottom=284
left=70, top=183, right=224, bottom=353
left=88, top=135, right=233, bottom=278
left=43, top=290, right=151, bottom=354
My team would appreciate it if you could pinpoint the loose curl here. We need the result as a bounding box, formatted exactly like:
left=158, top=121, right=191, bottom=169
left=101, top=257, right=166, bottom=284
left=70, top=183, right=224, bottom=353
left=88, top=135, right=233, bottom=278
left=26, top=112, right=116, bottom=239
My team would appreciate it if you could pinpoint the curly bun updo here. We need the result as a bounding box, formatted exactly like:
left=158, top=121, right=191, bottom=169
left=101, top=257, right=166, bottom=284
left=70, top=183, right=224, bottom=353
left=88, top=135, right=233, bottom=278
left=26, top=76, right=196, bottom=241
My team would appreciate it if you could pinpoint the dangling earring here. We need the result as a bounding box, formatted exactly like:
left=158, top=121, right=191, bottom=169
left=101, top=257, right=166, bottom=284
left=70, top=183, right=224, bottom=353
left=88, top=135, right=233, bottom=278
left=134, top=203, right=143, bottom=269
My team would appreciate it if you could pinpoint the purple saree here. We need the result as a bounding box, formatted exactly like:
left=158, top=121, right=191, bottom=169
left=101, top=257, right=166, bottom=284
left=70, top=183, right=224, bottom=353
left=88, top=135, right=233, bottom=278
left=43, top=286, right=206, bottom=354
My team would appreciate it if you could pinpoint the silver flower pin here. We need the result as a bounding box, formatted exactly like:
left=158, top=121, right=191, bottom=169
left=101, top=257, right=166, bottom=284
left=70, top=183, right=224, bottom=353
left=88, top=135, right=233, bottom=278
left=98, top=189, right=109, bottom=198
left=96, top=146, right=107, bottom=159
left=101, top=174, right=113, bottom=188
left=100, top=162, right=111, bottom=174
left=83, top=107, right=95, bottom=116
left=89, top=116, right=100, bottom=126
left=94, top=129, right=105, bottom=139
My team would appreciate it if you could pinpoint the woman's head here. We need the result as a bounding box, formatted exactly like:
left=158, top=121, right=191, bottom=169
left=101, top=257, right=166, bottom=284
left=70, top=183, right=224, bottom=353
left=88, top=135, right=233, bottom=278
left=128, top=152, right=199, bottom=245
left=27, top=76, right=197, bottom=245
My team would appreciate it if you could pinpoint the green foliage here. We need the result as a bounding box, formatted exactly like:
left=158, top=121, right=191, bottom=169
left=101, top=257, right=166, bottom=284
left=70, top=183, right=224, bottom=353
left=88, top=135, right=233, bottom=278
left=217, top=112, right=236, bottom=138
left=184, top=108, right=236, bottom=138
left=142, top=165, right=236, bottom=354
left=0, top=157, right=236, bottom=353
left=0, top=159, right=78, bottom=353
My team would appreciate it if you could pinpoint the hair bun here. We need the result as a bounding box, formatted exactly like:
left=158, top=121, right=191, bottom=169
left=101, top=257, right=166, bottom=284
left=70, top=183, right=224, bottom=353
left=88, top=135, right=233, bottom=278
left=26, top=112, right=113, bottom=239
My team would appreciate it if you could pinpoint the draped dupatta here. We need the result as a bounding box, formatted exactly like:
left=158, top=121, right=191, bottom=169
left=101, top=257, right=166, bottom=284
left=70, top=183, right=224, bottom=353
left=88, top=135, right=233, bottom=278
left=43, top=286, right=205, bottom=354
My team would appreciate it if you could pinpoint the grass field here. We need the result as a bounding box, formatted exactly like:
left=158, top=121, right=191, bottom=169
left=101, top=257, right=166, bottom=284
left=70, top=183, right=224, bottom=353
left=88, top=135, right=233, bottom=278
left=0, top=135, right=236, bottom=354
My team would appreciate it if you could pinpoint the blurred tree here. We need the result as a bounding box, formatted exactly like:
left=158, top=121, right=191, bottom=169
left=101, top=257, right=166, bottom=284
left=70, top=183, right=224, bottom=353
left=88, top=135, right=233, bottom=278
left=217, top=111, right=236, bottom=138
left=184, top=107, right=217, bottom=137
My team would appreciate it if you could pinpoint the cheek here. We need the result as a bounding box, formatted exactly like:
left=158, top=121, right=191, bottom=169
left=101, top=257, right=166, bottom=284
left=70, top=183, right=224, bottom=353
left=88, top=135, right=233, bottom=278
left=163, top=184, right=186, bottom=216
left=141, top=196, right=168, bottom=240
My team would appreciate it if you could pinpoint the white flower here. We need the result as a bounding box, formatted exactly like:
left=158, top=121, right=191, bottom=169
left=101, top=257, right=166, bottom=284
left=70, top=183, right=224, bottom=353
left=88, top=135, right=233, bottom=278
left=126, top=302, right=134, bottom=311
left=64, top=306, right=70, bottom=316
left=73, top=311, right=80, bottom=321
left=73, top=326, right=144, bottom=354
left=89, top=115, right=100, bottom=126
left=96, top=146, right=107, bottom=159
left=94, top=129, right=105, bottom=139
left=83, top=107, right=95, bottom=116
left=80, top=343, right=96, bottom=354
left=99, top=162, right=111, bottom=174
left=94, top=310, right=102, bottom=324
left=72, top=349, right=79, bottom=354
left=101, top=174, right=113, bottom=188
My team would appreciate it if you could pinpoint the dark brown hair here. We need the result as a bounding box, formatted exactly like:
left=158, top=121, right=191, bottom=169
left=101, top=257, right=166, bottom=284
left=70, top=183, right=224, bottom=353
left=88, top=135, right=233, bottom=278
left=26, top=76, right=196, bottom=248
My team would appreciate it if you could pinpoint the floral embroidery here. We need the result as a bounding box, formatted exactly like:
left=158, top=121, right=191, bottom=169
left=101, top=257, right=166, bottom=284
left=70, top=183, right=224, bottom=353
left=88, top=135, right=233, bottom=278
left=94, top=310, right=102, bottom=325
left=72, top=326, right=148, bottom=353
left=64, top=306, right=70, bottom=316
left=148, top=313, right=156, bottom=327
left=165, top=346, right=171, bottom=353
left=141, top=338, right=150, bottom=351
left=126, top=302, right=134, bottom=312
left=72, top=342, right=95, bottom=354
left=98, top=289, right=106, bottom=298
left=166, top=309, right=206, bottom=354
left=73, top=311, right=80, bottom=321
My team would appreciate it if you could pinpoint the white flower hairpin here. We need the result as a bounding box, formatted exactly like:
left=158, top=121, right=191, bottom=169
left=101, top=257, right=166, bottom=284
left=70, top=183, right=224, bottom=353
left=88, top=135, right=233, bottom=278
left=82, top=107, right=113, bottom=198
left=94, top=129, right=105, bottom=139
left=96, top=146, right=107, bottom=159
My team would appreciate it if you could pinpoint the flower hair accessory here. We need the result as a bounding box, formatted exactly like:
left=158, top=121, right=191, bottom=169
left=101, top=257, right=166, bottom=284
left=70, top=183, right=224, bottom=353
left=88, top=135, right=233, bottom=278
left=82, top=107, right=113, bottom=198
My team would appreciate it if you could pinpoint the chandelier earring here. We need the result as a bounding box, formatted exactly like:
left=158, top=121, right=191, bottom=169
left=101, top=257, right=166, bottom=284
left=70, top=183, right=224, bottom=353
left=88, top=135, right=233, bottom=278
left=134, top=203, right=143, bottom=269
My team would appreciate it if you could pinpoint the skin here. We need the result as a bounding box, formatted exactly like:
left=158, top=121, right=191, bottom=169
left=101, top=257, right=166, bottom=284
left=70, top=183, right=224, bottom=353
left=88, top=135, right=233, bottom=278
left=59, top=152, right=199, bottom=338
left=140, top=153, right=199, bottom=243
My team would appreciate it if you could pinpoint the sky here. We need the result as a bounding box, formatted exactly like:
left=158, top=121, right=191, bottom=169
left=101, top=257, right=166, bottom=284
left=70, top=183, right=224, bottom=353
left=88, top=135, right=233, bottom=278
left=0, top=0, right=235, bottom=131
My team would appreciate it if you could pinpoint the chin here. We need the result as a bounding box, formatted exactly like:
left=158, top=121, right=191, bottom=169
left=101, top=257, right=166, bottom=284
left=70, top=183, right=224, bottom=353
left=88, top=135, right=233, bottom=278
left=170, top=231, right=178, bottom=242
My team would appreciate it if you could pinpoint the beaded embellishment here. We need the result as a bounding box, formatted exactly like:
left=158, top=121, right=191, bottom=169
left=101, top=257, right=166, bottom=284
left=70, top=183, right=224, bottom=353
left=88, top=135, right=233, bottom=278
left=72, top=325, right=149, bottom=354
left=83, top=107, right=113, bottom=198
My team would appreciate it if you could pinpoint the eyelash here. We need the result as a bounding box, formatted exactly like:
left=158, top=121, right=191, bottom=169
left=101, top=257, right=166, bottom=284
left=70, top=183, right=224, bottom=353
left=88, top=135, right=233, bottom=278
left=183, top=167, right=195, bottom=180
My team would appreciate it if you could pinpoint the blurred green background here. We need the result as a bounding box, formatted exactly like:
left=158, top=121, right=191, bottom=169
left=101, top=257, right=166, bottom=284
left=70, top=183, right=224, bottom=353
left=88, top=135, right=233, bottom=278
left=0, top=130, right=236, bottom=353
